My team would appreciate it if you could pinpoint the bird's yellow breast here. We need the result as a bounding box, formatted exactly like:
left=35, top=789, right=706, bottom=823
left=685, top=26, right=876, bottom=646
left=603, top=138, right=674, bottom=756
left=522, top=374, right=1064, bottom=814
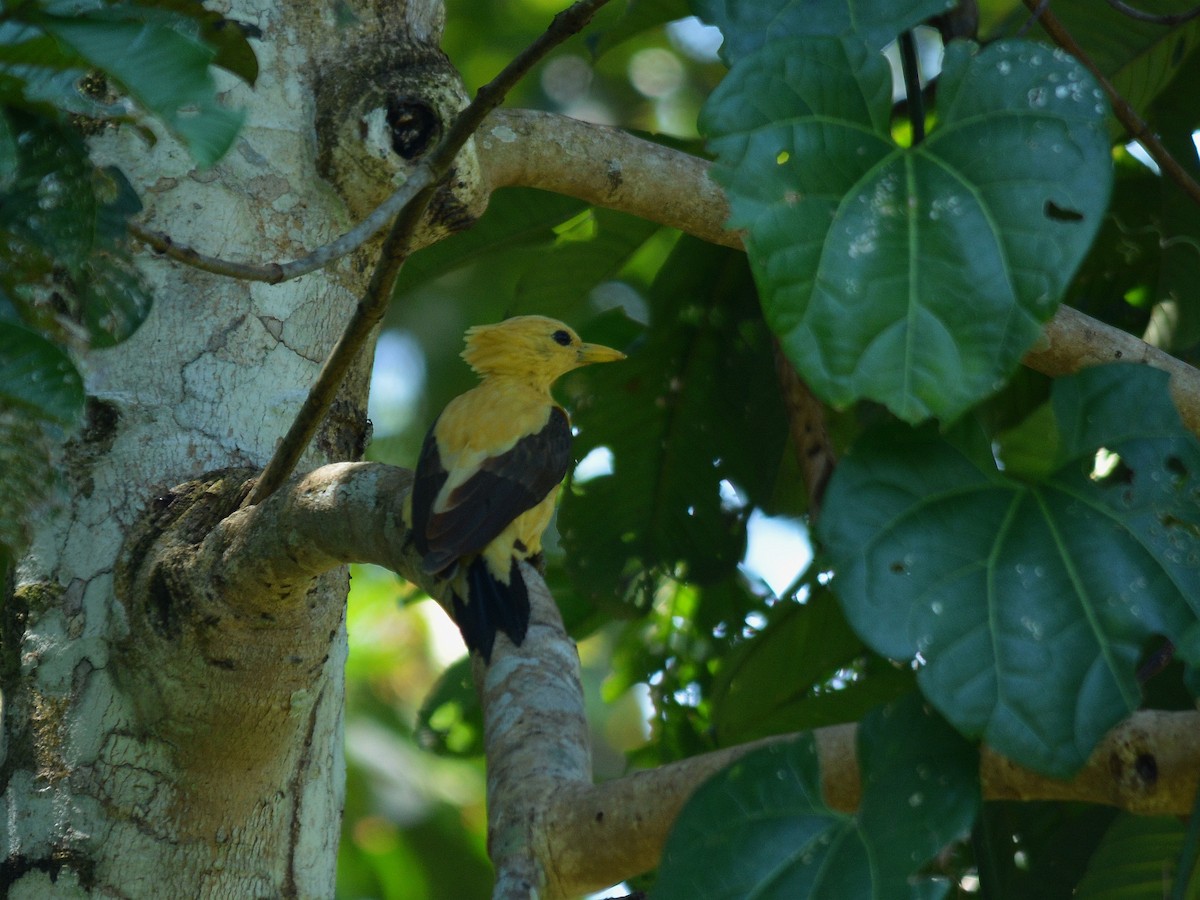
left=434, top=380, right=560, bottom=500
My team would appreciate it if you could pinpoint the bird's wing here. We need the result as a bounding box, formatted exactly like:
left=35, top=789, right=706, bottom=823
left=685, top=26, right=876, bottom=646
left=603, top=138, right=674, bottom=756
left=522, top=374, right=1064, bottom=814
left=412, top=406, right=572, bottom=573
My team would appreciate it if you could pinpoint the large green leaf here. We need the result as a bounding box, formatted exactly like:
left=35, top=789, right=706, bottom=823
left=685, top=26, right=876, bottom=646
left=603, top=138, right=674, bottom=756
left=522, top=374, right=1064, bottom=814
left=992, top=0, right=1200, bottom=134
left=39, top=8, right=243, bottom=165
left=0, top=321, right=84, bottom=426
left=818, top=364, right=1200, bottom=777
left=702, top=37, right=1112, bottom=422
left=690, top=0, right=954, bottom=62
left=855, top=695, right=980, bottom=894
left=396, top=189, right=589, bottom=291
left=560, top=237, right=787, bottom=607
left=653, top=695, right=977, bottom=899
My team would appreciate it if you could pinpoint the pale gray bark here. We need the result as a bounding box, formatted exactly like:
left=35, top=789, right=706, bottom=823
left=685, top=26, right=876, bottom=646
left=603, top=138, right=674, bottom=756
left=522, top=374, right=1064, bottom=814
left=0, top=1, right=474, bottom=895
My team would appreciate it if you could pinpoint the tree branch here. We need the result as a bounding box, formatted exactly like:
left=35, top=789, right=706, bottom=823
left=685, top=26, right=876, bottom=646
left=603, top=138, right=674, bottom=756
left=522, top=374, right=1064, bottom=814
left=475, top=108, right=1200, bottom=437
left=192, top=461, right=1200, bottom=894
left=542, top=709, right=1200, bottom=896
left=773, top=343, right=836, bottom=517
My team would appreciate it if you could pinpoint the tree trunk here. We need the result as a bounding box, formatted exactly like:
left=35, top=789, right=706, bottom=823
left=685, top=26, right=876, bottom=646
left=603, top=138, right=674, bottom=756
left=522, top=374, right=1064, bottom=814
left=1, top=1, right=478, bottom=894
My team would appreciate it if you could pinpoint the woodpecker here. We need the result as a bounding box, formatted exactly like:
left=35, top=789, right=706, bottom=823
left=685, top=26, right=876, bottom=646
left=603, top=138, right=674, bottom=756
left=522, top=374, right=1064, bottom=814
left=407, top=315, right=625, bottom=660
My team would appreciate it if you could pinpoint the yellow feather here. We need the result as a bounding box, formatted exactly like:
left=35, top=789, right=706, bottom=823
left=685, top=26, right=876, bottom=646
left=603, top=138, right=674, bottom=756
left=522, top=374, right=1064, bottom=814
left=408, top=315, right=624, bottom=658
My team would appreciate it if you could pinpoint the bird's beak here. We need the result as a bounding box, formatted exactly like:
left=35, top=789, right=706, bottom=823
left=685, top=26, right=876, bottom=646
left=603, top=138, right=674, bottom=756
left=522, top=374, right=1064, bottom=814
left=577, top=342, right=626, bottom=366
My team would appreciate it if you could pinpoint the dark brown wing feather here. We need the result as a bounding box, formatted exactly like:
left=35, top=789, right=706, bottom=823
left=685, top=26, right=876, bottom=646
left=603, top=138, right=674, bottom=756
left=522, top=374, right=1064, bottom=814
left=413, top=406, right=572, bottom=575
left=410, top=416, right=448, bottom=558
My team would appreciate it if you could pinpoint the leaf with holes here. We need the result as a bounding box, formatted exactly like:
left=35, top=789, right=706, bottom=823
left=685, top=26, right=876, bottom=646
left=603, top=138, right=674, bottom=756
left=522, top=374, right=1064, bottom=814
left=702, top=37, right=1112, bottom=422
left=819, top=365, right=1200, bottom=777
left=653, top=696, right=976, bottom=899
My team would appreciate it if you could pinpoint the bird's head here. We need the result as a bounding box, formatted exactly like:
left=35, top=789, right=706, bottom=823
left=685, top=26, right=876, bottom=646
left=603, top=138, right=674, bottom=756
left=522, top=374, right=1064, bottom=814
left=461, top=315, right=625, bottom=389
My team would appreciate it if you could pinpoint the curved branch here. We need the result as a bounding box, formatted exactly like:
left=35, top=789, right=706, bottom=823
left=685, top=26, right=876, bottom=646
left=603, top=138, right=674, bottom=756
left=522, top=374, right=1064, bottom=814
left=1105, top=0, right=1200, bottom=27
left=475, top=108, right=1200, bottom=437
left=479, top=108, right=735, bottom=249
left=182, top=462, right=1200, bottom=894
left=543, top=710, right=1200, bottom=896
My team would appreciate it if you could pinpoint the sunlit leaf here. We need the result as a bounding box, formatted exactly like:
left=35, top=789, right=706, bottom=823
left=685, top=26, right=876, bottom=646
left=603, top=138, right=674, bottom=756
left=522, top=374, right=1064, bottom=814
left=416, top=657, right=483, bottom=757
left=820, top=365, right=1200, bottom=776
left=702, top=37, right=1111, bottom=422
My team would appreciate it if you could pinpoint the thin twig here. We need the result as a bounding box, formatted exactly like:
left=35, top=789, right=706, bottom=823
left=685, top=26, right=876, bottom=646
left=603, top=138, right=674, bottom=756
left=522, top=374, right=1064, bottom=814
left=1023, top=0, right=1200, bottom=209
left=1106, top=0, right=1200, bottom=26
left=128, top=170, right=434, bottom=283
left=898, top=30, right=925, bottom=145
left=243, top=0, right=613, bottom=507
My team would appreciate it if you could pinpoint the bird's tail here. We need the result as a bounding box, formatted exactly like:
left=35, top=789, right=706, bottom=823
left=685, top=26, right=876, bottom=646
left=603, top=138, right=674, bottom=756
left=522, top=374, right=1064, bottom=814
left=450, top=557, right=530, bottom=662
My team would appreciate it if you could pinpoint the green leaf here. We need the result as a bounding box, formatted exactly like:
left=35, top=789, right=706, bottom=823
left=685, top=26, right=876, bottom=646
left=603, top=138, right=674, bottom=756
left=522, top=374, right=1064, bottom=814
left=994, top=400, right=1061, bottom=480
left=398, top=189, right=589, bottom=291
left=416, top=657, right=483, bottom=757
left=818, top=365, right=1200, bottom=777
left=0, top=109, right=17, bottom=190
left=976, top=802, right=1120, bottom=899
left=653, top=695, right=977, bottom=899
left=1076, top=814, right=1187, bottom=899
left=702, top=37, right=1112, bottom=422
left=690, top=0, right=954, bottom=62
left=560, top=237, right=787, bottom=607
left=653, top=735, right=857, bottom=900
left=134, top=0, right=260, bottom=85
left=512, top=208, right=662, bottom=318
left=711, top=588, right=908, bottom=743
left=992, top=0, right=1200, bottom=135
left=39, top=10, right=244, bottom=165
left=0, top=320, right=83, bottom=426
left=856, top=694, right=980, bottom=895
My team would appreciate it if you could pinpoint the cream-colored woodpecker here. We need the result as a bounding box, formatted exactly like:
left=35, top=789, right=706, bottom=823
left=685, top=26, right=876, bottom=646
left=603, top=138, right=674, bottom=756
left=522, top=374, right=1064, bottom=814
left=407, top=315, right=625, bottom=660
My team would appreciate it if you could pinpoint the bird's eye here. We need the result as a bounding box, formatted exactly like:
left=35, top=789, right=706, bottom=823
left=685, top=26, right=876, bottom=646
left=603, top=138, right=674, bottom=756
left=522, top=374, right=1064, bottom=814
left=552, top=329, right=572, bottom=346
